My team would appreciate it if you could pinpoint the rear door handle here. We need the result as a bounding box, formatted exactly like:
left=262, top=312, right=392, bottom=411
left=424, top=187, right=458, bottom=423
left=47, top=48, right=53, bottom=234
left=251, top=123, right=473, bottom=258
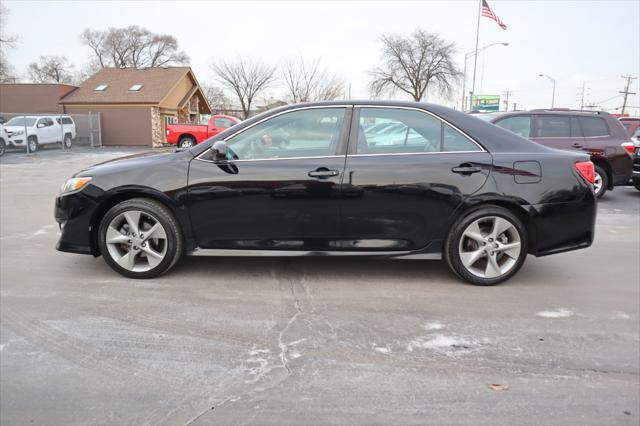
left=451, top=164, right=482, bottom=175
left=308, top=168, right=340, bottom=178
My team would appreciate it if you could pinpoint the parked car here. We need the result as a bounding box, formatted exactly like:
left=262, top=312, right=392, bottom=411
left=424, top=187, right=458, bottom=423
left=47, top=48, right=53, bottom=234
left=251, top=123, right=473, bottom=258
left=632, top=128, right=640, bottom=191
left=3, top=115, right=76, bottom=152
left=166, top=114, right=240, bottom=148
left=0, top=122, right=6, bottom=157
left=620, top=117, right=640, bottom=137
left=55, top=101, right=597, bottom=286
left=477, top=110, right=633, bottom=198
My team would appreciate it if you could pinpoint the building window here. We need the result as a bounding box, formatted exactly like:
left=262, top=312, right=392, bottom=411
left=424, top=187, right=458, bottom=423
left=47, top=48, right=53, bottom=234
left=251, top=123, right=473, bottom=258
left=165, top=116, right=176, bottom=126
left=128, top=84, right=144, bottom=92
left=95, top=84, right=109, bottom=91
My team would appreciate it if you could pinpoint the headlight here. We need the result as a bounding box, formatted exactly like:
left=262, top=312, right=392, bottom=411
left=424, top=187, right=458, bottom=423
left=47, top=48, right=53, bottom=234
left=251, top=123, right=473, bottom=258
left=11, top=130, right=24, bottom=136
left=60, top=177, right=92, bottom=195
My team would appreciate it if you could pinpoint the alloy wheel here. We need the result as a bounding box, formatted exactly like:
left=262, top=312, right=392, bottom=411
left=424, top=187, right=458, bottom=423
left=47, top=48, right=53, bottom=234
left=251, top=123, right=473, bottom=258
left=105, top=210, right=168, bottom=272
left=593, top=171, right=603, bottom=195
left=28, top=139, right=37, bottom=152
left=458, top=216, right=522, bottom=279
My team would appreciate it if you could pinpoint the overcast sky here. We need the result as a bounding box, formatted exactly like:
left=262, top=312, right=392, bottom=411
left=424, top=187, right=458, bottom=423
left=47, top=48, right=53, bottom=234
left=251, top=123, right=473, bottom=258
left=3, top=0, right=639, bottom=112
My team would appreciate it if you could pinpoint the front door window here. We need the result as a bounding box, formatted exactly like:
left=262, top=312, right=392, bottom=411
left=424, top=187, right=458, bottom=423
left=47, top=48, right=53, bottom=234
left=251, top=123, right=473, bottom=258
left=225, top=108, right=346, bottom=160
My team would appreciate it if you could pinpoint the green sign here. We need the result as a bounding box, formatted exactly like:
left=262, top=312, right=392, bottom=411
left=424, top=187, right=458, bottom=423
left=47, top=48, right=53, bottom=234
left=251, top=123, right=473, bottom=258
left=471, top=95, right=500, bottom=112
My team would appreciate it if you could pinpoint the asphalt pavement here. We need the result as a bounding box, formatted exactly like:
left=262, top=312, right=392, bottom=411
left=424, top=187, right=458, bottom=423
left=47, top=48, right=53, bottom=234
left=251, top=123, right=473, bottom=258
left=1, top=148, right=639, bottom=425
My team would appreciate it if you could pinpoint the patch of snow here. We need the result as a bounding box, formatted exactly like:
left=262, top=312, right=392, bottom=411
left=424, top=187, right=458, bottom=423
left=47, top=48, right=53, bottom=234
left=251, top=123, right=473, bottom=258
left=422, top=321, right=444, bottom=331
left=536, top=308, right=574, bottom=318
left=610, top=311, right=630, bottom=320
left=374, top=346, right=390, bottom=354
left=406, top=334, right=474, bottom=352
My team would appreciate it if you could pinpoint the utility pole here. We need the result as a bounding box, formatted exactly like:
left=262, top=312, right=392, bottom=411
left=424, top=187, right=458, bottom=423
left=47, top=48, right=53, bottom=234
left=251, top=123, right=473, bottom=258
left=502, top=90, right=512, bottom=112
left=620, top=75, right=637, bottom=116
left=576, top=81, right=590, bottom=111
left=512, top=102, right=517, bottom=111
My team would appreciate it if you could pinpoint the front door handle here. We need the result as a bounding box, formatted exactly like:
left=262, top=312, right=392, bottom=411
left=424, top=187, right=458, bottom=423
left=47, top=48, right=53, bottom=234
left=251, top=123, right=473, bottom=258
left=572, top=143, right=584, bottom=148
left=308, top=167, right=340, bottom=178
left=451, top=163, right=482, bottom=175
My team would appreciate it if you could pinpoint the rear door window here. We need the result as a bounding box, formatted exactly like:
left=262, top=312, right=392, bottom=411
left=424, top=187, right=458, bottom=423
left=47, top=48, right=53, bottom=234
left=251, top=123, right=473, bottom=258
left=534, top=116, right=571, bottom=137
left=579, top=117, right=609, bottom=137
left=356, top=108, right=481, bottom=154
left=494, top=115, right=531, bottom=138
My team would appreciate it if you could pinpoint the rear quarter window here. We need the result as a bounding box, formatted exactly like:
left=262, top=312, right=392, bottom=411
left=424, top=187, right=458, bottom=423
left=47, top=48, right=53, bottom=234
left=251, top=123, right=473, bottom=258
left=579, top=117, right=609, bottom=137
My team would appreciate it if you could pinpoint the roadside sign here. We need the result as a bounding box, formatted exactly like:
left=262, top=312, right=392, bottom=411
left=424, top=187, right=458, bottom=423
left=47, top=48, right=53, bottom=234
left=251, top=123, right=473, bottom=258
left=471, top=95, right=500, bottom=112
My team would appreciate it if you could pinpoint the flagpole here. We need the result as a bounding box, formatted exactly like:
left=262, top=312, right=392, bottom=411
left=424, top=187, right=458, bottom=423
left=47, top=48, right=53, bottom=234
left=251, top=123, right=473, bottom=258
left=469, top=0, right=482, bottom=111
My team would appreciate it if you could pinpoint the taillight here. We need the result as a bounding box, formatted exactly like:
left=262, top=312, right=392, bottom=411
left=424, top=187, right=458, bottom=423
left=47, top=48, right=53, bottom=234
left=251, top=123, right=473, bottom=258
left=575, top=161, right=595, bottom=185
left=622, top=142, right=635, bottom=155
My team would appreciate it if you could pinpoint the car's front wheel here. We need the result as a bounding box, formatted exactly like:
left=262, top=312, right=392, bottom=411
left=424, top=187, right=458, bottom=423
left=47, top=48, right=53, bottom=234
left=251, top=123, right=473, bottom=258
left=27, top=136, right=38, bottom=153
left=0, top=139, right=5, bottom=157
left=593, top=165, right=608, bottom=198
left=178, top=136, right=196, bottom=148
left=445, top=206, right=528, bottom=286
left=98, top=198, right=183, bottom=279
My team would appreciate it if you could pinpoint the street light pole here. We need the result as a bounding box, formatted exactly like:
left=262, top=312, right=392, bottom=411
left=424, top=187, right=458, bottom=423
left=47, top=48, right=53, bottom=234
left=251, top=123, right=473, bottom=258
left=539, top=73, right=556, bottom=108
left=462, top=42, right=509, bottom=111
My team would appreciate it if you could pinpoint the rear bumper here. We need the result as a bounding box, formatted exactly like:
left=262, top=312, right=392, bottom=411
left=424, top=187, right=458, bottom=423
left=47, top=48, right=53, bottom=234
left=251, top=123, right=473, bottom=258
left=527, top=191, right=597, bottom=257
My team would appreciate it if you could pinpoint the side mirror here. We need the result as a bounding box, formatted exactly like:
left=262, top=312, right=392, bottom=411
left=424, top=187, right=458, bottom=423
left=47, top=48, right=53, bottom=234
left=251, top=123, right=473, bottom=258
left=37, top=123, right=45, bottom=128
left=210, top=140, right=227, bottom=160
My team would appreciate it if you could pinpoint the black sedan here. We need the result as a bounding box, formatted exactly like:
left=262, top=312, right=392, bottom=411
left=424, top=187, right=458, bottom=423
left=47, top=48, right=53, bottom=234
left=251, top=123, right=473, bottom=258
left=55, top=101, right=597, bottom=285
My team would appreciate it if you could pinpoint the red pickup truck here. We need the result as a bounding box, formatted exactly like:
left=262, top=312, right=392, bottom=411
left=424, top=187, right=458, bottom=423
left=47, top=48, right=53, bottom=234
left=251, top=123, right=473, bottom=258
left=166, top=114, right=240, bottom=148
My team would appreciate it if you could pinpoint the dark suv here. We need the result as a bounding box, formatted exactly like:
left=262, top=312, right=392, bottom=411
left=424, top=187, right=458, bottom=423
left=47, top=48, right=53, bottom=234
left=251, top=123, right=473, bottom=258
left=477, top=110, right=633, bottom=198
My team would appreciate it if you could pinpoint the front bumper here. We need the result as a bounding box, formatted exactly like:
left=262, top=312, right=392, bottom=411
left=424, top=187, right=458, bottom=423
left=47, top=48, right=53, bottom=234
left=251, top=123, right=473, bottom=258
left=55, top=188, right=100, bottom=255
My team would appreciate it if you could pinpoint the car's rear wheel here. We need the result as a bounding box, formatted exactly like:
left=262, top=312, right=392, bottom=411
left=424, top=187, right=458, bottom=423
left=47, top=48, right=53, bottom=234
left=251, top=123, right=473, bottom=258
left=593, top=165, right=608, bottom=198
left=178, top=136, right=195, bottom=148
left=445, top=206, right=528, bottom=286
left=0, top=139, right=5, bottom=157
left=98, top=198, right=183, bottom=279
left=63, top=133, right=72, bottom=149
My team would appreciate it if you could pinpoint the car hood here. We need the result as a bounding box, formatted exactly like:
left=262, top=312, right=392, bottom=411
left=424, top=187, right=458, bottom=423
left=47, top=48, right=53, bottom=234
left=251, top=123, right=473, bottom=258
left=75, top=148, right=191, bottom=177
left=3, top=126, right=29, bottom=133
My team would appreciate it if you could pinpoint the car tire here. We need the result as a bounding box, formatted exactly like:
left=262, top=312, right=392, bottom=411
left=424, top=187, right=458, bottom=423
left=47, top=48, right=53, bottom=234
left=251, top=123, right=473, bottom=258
left=633, top=178, right=640, bottom=191
left=444, top=206, right=528, bottom=286
left=27, top=136, right=38, bottom=153
left=63, top=133, right=72, bottom=149
left=98, top=198, right=183, bottom=279
left=0, top=139, right=5, bottom=157
left=178, top=136, right=196, bottom=148
left=593, top=165, right=608, bottom=199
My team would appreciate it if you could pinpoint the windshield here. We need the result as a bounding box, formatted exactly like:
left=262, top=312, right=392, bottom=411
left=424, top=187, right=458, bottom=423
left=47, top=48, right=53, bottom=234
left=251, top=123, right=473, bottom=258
left=6, top=117, right=37, bottom=127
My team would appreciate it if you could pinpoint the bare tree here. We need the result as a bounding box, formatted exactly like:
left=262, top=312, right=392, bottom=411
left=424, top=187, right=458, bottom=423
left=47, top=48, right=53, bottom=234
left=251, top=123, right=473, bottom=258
left=80, top=26, right=189, bottom=69
left=202, top=84, right=231, bottom=112
left=369, top=29, right=462, bottom=101
left=211, top=58, right=277, bottom=119
left=0, top=4, right=19, bottom=83
left=27, top=56, right=75, bottom=84
left=282, top=56, right=344, bottom=103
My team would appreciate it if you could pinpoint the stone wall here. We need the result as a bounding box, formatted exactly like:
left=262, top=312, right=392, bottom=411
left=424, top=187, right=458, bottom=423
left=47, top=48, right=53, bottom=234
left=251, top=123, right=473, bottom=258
left=150, top=106, right=163, bottom=147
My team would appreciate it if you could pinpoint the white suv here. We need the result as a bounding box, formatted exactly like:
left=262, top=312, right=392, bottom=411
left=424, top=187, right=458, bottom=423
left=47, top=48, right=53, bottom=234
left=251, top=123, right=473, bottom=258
left=3, top=115, right=76, bottom=152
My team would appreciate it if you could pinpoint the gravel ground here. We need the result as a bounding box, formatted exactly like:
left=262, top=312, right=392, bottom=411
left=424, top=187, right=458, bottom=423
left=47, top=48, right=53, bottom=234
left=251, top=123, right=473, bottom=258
left=1, top=147, right=638, bottom=425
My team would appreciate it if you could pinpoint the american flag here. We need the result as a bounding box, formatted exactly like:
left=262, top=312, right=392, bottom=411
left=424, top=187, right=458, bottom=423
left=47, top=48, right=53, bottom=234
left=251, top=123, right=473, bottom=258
left=482, top=0, right=507, bottom=30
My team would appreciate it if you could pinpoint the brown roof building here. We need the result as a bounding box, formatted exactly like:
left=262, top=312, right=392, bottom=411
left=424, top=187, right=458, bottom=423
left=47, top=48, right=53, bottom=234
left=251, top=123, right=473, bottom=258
left=60, top=67, right=211, bottom=147
left=0, top=83, right=77, bottom=114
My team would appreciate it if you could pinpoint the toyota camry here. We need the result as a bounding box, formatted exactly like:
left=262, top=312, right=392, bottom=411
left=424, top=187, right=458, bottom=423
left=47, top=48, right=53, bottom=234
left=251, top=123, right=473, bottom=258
left=55, top=101, right=597, bottom=285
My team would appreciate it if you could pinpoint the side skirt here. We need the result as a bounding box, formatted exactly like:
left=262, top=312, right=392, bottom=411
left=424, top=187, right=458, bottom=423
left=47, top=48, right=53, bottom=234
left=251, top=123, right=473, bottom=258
left=187, top=248, right=441, bottom=260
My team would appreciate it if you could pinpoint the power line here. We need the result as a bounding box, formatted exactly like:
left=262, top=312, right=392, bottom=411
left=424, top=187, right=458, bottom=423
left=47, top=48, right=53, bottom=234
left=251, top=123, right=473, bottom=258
left=576, top=81, right=590, bottom=111
left=620, top=75, right=637, bottom=116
